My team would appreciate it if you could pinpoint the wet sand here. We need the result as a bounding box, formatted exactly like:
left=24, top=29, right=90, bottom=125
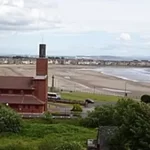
left=0, top=64, right=149, bottom=98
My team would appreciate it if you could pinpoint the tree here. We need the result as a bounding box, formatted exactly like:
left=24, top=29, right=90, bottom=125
left=0, top=104, right=22, bottom=133
left=141, top=94, right=150, bottom=103
left=81, top=99, right=150, bottom=150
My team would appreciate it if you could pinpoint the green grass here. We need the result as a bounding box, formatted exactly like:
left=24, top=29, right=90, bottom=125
left=61, top=92, right=120, bottom=102
left=0, top=119, right=96, bottom=150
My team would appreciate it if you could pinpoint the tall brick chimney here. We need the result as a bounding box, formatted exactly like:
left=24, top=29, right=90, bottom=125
left=34, top=44, right=48, bottom=111
left=36, top=44, right=48, bottom=76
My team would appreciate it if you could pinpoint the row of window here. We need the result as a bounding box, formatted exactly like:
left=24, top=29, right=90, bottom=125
left=21, top=105, right=39, bottom=109
left=0, top=90, right=33, bottom=95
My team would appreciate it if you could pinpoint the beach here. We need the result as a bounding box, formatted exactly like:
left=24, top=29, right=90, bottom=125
left=0, top=64, right=150, bottom=98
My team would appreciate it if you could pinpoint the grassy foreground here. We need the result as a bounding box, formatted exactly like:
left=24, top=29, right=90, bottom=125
left=61, top=92, right=120, bottom=102
left=0, top=119, right=96, bottom=150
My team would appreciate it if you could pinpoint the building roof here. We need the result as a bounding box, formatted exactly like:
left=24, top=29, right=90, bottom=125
left=0, top=94, right=45, bottom=105
left=0, top=76, right=34, bottom=90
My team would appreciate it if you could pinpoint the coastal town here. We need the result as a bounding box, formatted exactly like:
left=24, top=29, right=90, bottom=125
left=0, top=56, right=150, bottom=67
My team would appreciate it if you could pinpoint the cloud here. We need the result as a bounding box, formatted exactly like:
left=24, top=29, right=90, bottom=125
left=119, top=33, right=131, bottom=41
left=0, top=0, right=150, bottom=35
left=0, top=0, right=61, bottom=33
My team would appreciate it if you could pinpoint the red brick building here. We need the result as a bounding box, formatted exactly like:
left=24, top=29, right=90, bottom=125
left=0, top=44, right=48, bottom=114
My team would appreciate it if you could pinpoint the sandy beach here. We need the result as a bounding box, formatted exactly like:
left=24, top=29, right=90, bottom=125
left=0, top=64, right=149, bottom=98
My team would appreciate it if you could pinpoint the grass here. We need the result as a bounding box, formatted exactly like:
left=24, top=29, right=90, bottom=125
left=61, top=92, right=120, bottom=102
left=0, top=119, right=96, bottom=150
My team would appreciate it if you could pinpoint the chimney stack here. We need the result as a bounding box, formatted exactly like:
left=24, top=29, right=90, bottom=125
left=39, top=44, right=46, bottom=58
left=36, top=44, right=48, bottom=76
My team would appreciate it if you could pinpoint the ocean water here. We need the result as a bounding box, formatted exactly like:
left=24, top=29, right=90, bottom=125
left=94, top=67, right=150, bottom=83
left=80, top=67, right=150, bottom=83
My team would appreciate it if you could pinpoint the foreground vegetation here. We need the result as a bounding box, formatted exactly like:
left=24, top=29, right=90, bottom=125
left=61, top=92, right=120, bottom=101
left=0, top=118, right=96, bottom=150
left=0, top=104, right=22, bottom=133
left=1, top=97, right=150, bottom=149
left=81, top=98, right=150, bottom=150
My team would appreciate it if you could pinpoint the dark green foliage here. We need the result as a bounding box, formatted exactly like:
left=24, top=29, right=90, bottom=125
left=81, top=104, right=115, bottom=127
left=0, top=105, right=22, bottom=133
left=71, top=104, right=83, bottom=112
left=81, top=99, right=150, bottom=150
left=141, top=94, right=150, bottom=103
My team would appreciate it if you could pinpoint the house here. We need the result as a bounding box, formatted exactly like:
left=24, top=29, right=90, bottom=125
left=0, top=44, right=48, bottom=114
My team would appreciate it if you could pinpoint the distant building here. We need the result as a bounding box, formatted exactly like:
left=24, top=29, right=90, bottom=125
left=0, top=44, right=48, bottom=114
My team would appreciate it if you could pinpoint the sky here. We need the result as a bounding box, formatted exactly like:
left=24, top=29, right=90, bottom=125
left=0, top=0, right=150, bottom=56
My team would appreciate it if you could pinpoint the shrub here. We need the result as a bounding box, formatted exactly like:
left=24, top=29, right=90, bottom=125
left=141, top=94, right=150, bottom=103
left=0, top=104, right=22, bottom=133
left=71, top=104, right=83, bottom=112
left=43, top=111, right=53, bottom=123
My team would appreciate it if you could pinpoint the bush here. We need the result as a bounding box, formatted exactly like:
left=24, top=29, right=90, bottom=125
left=43, top=111, right=53, bottom=123
left=0, top=105, right=22, bottom=133
left=141, top=94, right=150, bottom=103
left=81, top=99, right=150, bottom=150
left=71, top=104, right=82, bottom=112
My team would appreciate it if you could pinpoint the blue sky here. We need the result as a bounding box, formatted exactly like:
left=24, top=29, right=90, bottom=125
left=0, top=0, right=150, bottom=56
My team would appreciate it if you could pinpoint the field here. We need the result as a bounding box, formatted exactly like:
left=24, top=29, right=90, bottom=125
left=61, top=92, right=121, bottom=102
left=0, top=119, right=96, bottom=150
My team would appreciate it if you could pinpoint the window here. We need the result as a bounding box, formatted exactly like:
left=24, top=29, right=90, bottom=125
left=8, top=90, right=13, bottom=94
left=35, top=106, right=39, bottom=109
left=14, top=90, right=19, bottom=94
left=21, top=90, right=24, bottom=94
left=24, top=105, right=28, bottom=109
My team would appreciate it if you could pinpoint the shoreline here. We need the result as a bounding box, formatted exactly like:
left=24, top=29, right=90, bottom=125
left=79, top=66, right=150, bottom=83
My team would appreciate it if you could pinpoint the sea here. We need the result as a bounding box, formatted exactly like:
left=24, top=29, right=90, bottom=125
left=82, top=67, right=150, bottom=83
